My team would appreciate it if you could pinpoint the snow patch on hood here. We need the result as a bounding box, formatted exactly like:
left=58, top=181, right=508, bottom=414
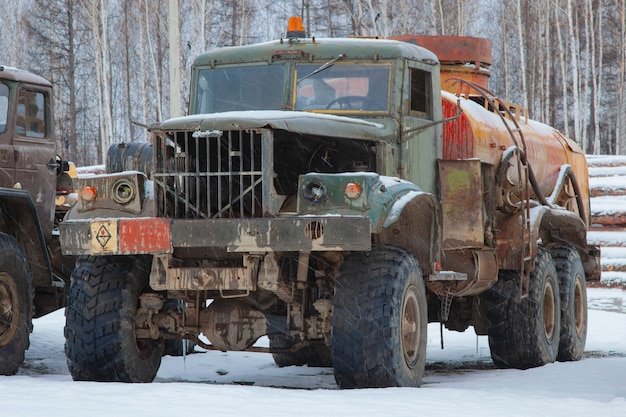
left=158, top=110, right=389, bottom=141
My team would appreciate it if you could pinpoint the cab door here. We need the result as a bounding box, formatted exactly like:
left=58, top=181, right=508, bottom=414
left=400, top=63, right=442, bottom=194
left=13, top=85, right=57, bottom=238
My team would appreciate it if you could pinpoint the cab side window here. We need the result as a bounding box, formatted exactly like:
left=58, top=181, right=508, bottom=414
left=16, top=89, right=47, bottom=138
left=0, top=83, right=8, bottom=134
left=410, top=68, right=432, bottom=120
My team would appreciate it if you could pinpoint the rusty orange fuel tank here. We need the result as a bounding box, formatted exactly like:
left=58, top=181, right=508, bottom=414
left=393, top=35, right=589, bottom=218
left=440, top=93, right=589, bottom=207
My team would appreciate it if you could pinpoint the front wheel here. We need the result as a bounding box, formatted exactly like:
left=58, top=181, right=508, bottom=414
left=64, top=255, right=163, bottom=382
left=0, top=234, right=33, bottom=375
left=487, top=248, right=561, bottom=369
left=331, top=245, right=427, bottom=388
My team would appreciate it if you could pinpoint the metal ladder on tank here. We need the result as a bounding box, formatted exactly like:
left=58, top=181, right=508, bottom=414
left=452, top=78, right=543, bottom=300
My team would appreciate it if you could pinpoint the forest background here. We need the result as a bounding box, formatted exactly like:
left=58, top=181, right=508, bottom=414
left=0, top=0, right=624, bottom=167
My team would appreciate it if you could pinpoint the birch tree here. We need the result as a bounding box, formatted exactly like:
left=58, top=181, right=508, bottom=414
left=554, top=1, right=570, bottom=137
left=81, top=0, right=113, bottom=162
left=618, top=0, right=626, bottom=154
left=587, top=0, right=603, bottom=154
left=515, top=0, right=529, bottom=110
left=567, top=0, right=582, bottom=146
left=0, top=0, right=29, bottom=66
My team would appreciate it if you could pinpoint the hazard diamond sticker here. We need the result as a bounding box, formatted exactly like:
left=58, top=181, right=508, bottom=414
left=96, top=225, right=112, bottom=247
left=90, top=220, right=118, bottom=253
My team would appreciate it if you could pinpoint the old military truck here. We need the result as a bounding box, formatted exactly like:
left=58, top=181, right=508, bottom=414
left=0, top=65, right=75, bottom=375
left=59, top=18, right=600, bottom=388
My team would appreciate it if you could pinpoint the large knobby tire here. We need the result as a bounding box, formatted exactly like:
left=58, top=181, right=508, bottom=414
left=0, top=234, right=33, bottom=376
left=64, top=255, right=163, bottom=382
left=487, top=248, right=561, bottom=369
left=269, top=333, right=332, bottom=368
left=549, top=244, right=587, bottom=361
left=331, top=245, right=427, bottom=388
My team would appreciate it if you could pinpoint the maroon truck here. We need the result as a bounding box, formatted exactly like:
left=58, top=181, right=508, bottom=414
left=0, top=65, right=75, bottom=375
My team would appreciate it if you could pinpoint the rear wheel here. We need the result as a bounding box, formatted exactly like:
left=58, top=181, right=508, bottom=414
left=331, top=245, right=427, bottom=388
left=0, top=234, right=32, bottom=375
left=550, top=244, right=587, bottom=361
left=487, top=248, right=561, bottom=369
left=65, top=255, right=163, bottom=382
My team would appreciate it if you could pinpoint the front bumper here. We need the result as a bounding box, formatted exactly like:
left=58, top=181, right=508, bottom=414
left=59, top=216, right=372, bottom=256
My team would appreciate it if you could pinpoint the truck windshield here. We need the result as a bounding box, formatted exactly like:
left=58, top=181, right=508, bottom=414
left=294, top=63, right=390, bottom=112
left=195, top=64, right=285, bottom=113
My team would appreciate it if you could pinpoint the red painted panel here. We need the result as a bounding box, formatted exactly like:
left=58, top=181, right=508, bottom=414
left=119, top=217, right=171, bottom=254
left=442, top=99, right=474, bottom=160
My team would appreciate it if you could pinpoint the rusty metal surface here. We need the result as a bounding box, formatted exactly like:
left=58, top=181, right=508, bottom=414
left=427, top=249, right=498, bottom=297
left=74, top=173, right=146, bottom=216
left=201, top=299, right=267, bottom=351
left=439, top=65, right=491, bottom=94
left=171, top=217, right=371, bottom=252
left=60, top=215, right=371, bottom=255
left=390, top=35, right=492, bottom=94
left=389, top=35, right=492, bottom=66
left=438, top=159, right=484, bottom=249
left=441, top=94, right=588, bottom=204
left=151, top=253, right=254, bottom=292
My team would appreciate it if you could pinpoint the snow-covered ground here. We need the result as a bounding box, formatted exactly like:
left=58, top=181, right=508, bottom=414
left=2, top=154, right=624, bottom=416
left=1, top=287, right=624, bottom=417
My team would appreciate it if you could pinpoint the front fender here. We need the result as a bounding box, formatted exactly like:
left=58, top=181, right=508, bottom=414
left=377, top=191, right=442, bottom=277
left=65, top=171, right=153, bottom=221
left=0, top=188, right=51, bottom=286
left=297, top=172, right=422, bottom=230
left=297, top=172, right=442, bottom=275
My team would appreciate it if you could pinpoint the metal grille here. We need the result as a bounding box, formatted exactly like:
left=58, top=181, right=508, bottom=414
left=154, top=130, right=264, bottom=219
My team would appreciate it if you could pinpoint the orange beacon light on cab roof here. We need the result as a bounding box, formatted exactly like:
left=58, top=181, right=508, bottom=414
left=287, top=16, right=306, bottom=38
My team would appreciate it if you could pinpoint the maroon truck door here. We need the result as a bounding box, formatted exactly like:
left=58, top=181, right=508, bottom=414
left=13, top=86, right=56, bottom=239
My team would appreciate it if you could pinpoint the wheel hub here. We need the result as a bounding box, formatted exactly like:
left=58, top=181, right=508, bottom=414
left=0, top=273, right=19, bottom=346
left=574, top=276, right=585, bottom=337
left=543, top=281, right=555, bottom=340
left=402, top=287, right=420, bottom=368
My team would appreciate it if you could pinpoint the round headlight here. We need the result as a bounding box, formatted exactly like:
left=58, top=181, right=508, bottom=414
left=80, top=186, right=97, bottom=203
left=302, top=179, right=327, bottom=202
left=344, top=182, right=361, bottom=199
left=112, top=179, right=135, bottom=204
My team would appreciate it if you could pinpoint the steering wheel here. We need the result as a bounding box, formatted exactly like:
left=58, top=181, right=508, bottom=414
left=325, top=95, right=384, bottom=110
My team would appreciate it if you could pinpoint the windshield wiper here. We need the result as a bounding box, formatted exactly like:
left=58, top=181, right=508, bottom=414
left=296, top=54, right=344, bottom=84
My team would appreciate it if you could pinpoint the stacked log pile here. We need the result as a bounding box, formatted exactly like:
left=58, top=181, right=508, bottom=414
left=586, top=155, right=626, bottom=287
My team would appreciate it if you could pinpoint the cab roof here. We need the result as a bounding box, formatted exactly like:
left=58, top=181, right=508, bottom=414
left=192, top=37, right=440, bottom=67
left=0, top=65, right=52, bottom=87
